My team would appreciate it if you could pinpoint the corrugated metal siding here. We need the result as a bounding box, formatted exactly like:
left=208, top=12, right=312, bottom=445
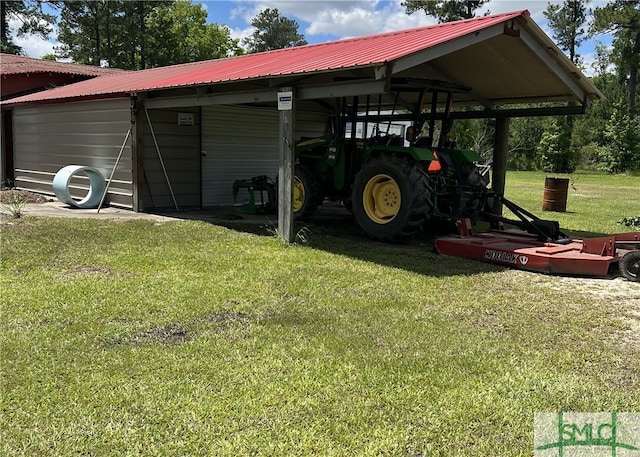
left=295, top=101, right=331, bottom=139
left=12, top=98, right=134, bottom=208
left=202, top=105, right=279, bottom=206
left=140, top=108, right=200, bottom=210
left=201, top=105, right=329, bottom=207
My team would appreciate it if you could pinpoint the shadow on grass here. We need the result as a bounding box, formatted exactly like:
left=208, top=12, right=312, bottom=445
left=561, top=228, right=618, bottom=239
left=157, top=202, right=635, bottom=280
left=161, top=203, right=510, bottom=279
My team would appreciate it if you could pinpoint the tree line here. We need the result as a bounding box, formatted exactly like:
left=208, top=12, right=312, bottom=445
left=1, top=0, right=305, bottom=67
left=2, top=0, right=638, bottom=174
left=405, top=0, right=640, bottom=174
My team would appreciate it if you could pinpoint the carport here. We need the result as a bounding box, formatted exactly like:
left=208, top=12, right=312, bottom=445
left=2, top=10, right=603, bottom=241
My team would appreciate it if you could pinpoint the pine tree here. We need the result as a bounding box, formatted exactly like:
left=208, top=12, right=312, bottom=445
left=402, top=0, right=489, bottom=22
left=591, top=0, right=640, bottom=117
left=543, top=0, right=589, bottom=66
left=242, top=8, right=307, bottom=53
left=1, top=0, right=56, bottom=55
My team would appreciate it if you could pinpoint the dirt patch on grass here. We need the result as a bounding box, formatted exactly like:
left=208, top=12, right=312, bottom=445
left=555, top=275, right=640, bottom=348
left=556, top=275, right=640, bottom=302
left=0, top=189, right=50, bottom=204
left=105, top=311, right=256, bottom=348
left=74, top=265, right=113, bottom=275
left=142, top=323, right=190, bottom=345
left=108, top=323, right=191, bottom=346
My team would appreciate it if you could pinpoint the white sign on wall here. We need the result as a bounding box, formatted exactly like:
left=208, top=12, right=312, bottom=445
left=278, top=92, right=293, bottom=111
left=177, top=112, right=195, bottom=126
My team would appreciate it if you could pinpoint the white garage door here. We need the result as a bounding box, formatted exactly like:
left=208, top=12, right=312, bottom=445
left=201, top=105, right=279, bottom=207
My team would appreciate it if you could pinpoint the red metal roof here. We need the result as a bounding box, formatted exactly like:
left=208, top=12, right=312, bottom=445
left=3, top=11, right=528, bottom=106
left=0, top=53, right=127, bottom=77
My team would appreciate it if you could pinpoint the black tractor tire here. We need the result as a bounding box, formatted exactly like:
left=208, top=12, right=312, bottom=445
left=293, top=164, right=321, bottom=220
left=456, top=161, right=490, bottom=221
left=620, top=251, right=640, bottom=282
left=351, top=153, right=433, bottom=242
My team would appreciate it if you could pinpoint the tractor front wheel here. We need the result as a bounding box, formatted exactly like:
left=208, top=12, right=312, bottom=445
left=293, top=164, right=321, bottom=219
left=352, top=153, right=433, bottom=241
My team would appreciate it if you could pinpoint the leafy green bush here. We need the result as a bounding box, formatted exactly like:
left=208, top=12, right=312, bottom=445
left=536, top=117, right=578, bottom=173
left=598, top=102, right=640, bottom=173
left=618, top=216, right=640, bottom=228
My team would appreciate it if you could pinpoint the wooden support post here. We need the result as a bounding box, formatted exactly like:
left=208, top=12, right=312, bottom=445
left=278, top=87, right=295, bottom=243
left=491, top=117, right=511, bottom=215
left=131, top=96, right=142, bottom=212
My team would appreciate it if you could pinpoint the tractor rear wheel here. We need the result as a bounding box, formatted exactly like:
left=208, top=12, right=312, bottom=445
left=620, top=251, right=640, bottom=282
left=293, top=164, right=321, bottom=219
left=352, top=153, right=433, bottom=242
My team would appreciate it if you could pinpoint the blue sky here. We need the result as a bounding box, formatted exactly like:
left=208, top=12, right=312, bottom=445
left=14, top=0, right=612, bottom=75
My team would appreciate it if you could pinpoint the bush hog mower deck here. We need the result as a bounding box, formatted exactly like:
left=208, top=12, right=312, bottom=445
left=434, top=197, right=640, bottom=282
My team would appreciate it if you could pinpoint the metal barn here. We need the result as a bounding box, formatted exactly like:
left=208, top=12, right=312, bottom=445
left=1, top=10, right=603, bottom=240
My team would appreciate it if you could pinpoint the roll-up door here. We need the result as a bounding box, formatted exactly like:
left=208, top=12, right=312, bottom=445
left=201, top=105, right=279, bottom=207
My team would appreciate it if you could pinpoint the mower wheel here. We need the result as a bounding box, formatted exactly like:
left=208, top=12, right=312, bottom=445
left=352, top=153, right=433, bottom=242
left=620, top=250, right=640, bottom=282
left=293, top=164, right=321, bottom=219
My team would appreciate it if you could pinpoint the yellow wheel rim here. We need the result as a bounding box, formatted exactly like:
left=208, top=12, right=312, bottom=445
left=362, top=174, right=401, bottom=224
left=293, top=177, right=305, bottom=212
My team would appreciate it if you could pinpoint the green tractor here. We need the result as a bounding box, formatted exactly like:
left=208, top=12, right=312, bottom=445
left=293, top=80, right=490, bottom=241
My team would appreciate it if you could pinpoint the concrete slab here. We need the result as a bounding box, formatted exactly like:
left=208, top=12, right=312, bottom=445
left=4, top=201, right=178, bottom=222
left=2, top=196, right=353, bottom=228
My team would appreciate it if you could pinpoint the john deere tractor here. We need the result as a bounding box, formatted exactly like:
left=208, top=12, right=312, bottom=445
left=293, top=80, right=489, bottom=241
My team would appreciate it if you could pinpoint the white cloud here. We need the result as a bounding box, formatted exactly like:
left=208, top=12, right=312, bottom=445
left=252, top=0, right=381, bottom=21
left=484, top=0, right=547, bottom=17
left=229, top=25, right=255, bottom=45
left=8, top=17, right=56, bottom=58
left=233, top=0, right=608, bottom=43
left=376, top=1, right=439, bottom=32
left=14, top=35, right=56, bottom=58
left=303, top=1, right=437, bottom=38
left=306, top=6, right=385, bottom=37
left=230, top=0, right=437, bottom=41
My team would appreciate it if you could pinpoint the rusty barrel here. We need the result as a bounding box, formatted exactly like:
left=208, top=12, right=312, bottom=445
left=542, top=177, right=569, bottom=212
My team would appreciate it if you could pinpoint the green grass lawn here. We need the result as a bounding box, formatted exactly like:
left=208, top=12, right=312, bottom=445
left=1, top=172, right=639, bottom=456
left=501, top=170, right=639, bottom=236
